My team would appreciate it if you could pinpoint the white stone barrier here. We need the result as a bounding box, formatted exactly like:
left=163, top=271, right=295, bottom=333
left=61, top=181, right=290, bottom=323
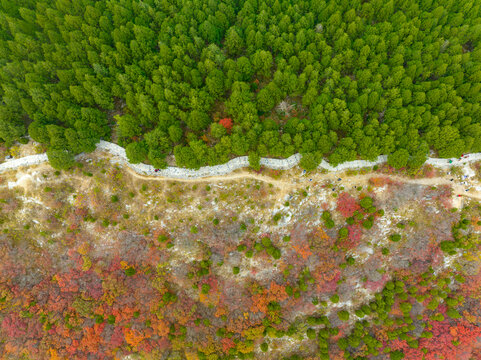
left=0, top=140, right=480, bottom=179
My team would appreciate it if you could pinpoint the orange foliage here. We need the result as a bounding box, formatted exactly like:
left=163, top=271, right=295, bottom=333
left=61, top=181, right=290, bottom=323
left=313, top=227, right=331, bottom=242
left=49, top=348, right=60, bottom=360
left=4, top=342, right=18, bottom=354
left=79, top=324, right=104, bottom=353
left=472, top=217, right=481, bottom=231
left=292, top=243, right=313, bottom=260
left=152, top=318, right=170, bottom=337
left=215, top=306, right=227, bottom=318
left=250, top=281, right=287, bottom=313
left=369, top=176, right=393, bottom=187
left=226, top=316, right=257, bottom=334
left=123, top=328, right=145, bottom=348
left=199, top=289, right=220, bottom=306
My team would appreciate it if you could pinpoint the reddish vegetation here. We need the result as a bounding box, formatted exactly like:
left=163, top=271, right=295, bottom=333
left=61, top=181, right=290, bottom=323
left=369, top=176, right=393, bottom=187
left=336, top=192, right=360, bottom=218
left=219, top=118, right=233, bottom=131
left=390, top=321, right=481, bottom=360
left=1, top=163, right=481, bottom=359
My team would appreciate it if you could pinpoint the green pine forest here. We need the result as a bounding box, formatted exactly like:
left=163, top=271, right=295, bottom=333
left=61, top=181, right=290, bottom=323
left=1, top=0, right=481, bottom=170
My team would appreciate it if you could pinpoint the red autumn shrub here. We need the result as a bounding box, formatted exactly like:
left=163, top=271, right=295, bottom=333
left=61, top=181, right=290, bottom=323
left=390, top=320, right=481, bottom=360
left=336, top=192, right=360, bottom=218
left=339, top=224, right=363, bottom=250
left=219, top=118, right=233, bottom=131
left=1, top=313, right=27, bottom=338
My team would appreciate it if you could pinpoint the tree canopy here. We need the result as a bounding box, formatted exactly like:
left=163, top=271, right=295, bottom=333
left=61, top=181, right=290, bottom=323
left=1, top=0, right=480, bottom=169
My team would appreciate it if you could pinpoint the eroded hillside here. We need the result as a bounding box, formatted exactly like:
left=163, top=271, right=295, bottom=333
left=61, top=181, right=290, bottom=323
left=1, top=158, right=481, bottom=359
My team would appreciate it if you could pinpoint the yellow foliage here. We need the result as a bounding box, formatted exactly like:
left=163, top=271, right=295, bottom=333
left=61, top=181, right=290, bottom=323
left=198, top=337, right=220, bottom=355
left=185, top=351, right=199, bottom=360
left=49, top=348, right=59, bottom=360
left=35, top=144, right=47, bottom=154
left=242, top=325, right=265, bottom=340
left=9, top=146, right=20, bottom=158
left=77, top=242, right=90, bottom=255
left=214, top=306, right=227, bottom=318
left=236, top=341, right=254, bottom=354
left=82, top=256, right=92, bottom=271
left=199, top=290, right=220, bottom=306
left=0, top=287, right=12, bottom=311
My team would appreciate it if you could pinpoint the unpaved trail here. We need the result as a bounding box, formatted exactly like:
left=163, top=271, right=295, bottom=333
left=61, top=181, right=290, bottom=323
left=123, top=161, right=481, bottom=206
left=3, top=140, right=481, bottom=207
left=6, top=155, right=481, bottom=207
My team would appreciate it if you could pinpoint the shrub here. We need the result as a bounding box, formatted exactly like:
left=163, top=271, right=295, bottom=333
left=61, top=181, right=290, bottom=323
left=201, top=284, right=210, bottom=294
left=261, top=237, right=272, bottom=247
left=355, top=309, right=365, bottom=317
left=446, top=308, right=462, bottom=319
left=260, top=342, right=268, bottom=352
left=400, top=302, right=412, bottom=314
left=233, top=266, right=240, bottom=275
left=125, top=267, right=136, bottom=276
left=339, top=227, right=348, bottom=238
left=111, top=195, right=119, bottom=203
left=268, top=247, right=281, bottom=259
left=321, top=211, right=332, bottom=221
left=337, top=193, right=360, bottom=218
left=330, top=294, right=339, bottom=303
left=158, top=235, right=168, bottom=242
left=389, top=234, right=401, bottom=242
left=338, top=337, right=348, bottom=350
left=306, top=328, right=316, bottom=339
left=362, top=219, right=373, bottom=229
left=360, top=196, right=373, bottom=209
left=390, top=350, right=405, bottom=360
left=325, top=219, right=335, bottom=228
left=338, top=310, right=349, bottom=321
left=237, top=244, right=247, bottom=251
left=47, top=149, right=75, bottom=170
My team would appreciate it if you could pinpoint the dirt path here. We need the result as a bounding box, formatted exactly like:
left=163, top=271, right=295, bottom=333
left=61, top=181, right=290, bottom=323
left=3, top=142, right=481, bottom=207
left=122, top=162, right=481, bottom=206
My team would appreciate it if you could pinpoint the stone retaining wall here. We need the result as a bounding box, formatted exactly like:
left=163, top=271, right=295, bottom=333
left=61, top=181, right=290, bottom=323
left=0, top=140, right=479, bottom=179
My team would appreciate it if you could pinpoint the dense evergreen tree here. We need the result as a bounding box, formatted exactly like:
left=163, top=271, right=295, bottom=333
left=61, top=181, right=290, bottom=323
left=1, top=0, right=480, bottom=169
